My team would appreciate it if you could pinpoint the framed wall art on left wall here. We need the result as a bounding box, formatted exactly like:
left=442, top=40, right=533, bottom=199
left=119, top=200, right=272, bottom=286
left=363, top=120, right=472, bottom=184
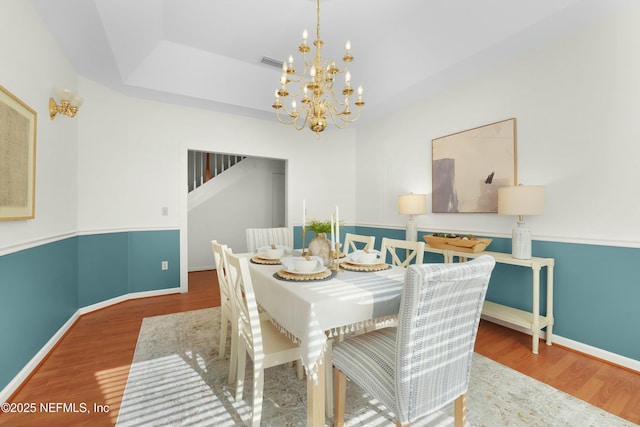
left=0, top=85, right=37, bottom=220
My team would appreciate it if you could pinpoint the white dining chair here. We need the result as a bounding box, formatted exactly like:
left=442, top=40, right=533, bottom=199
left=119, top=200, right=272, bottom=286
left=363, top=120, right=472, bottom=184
left=211, top=240, right=238, bottom=384
left=333, top=255, right=496, bottom=427
left=224, top=252, right=302, bottom=427
left=379, top=237, right=425, bottom=267
left=245, top=227, right=292, bottom=253
left=341, top=233, right=375, bottom=256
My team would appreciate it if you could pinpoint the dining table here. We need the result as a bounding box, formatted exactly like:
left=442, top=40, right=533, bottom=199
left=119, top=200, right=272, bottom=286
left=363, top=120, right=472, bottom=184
left=247, top=255, right=406, bottom=426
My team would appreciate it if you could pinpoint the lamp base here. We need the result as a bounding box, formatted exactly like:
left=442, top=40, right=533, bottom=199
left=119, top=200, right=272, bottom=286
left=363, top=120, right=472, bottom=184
left=512, top=221, right=532, bottom=259
left=406, top=217, right=417, bottom=242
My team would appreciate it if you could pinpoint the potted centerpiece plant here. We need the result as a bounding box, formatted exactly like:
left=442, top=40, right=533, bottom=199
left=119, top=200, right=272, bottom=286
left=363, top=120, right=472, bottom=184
left=306, top=219, right=332, bottom=237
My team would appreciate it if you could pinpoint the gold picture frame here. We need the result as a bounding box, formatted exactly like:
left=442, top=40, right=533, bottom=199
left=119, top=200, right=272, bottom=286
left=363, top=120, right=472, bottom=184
left=432, top=118, right=516, bottom=213
left=0, top=85, right=37, bottom=220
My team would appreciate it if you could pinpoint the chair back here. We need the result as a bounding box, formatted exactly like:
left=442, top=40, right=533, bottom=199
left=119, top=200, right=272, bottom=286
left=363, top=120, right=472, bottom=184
left=379, top=237, right=425, bottom=267
left=395, top=255, right=495, bottom=422
left=342, top=233, right=375, bottom=255
left=211, top=240, right=233, bottom=307
left=245, top=227, right=292, bottom=252
left=224, top=252, right=264, bottom=359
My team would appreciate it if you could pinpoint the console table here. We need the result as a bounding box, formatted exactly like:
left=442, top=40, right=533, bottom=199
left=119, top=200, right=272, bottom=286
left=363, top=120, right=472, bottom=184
left=424, top=246, right=554, bottom=354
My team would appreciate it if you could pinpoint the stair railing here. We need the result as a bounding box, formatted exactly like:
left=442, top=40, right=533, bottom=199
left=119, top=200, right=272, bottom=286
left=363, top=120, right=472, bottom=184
left=189, top=151, right=246, bottom=192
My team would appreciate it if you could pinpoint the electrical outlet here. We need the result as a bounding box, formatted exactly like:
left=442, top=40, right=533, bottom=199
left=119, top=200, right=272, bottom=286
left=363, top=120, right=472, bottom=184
left=161, top=261, right=168, bottom=270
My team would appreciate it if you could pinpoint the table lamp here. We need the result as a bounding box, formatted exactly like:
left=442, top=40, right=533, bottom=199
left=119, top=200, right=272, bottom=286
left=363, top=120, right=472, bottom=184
left=397, top=193, right=427, bottom=241
left=498, top=185, right=545, bottom=259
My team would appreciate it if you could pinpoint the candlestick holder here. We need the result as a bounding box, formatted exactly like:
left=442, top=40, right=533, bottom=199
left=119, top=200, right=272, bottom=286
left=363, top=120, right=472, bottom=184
left=330, top=242, right=342, bottom=272
left=301, top=227, right=307, bottom=256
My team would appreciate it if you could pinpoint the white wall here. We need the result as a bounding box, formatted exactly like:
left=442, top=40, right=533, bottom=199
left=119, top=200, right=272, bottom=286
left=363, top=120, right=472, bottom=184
left=0, top=0, right=78, bottom=253
left=356, top=2, right=640, bottom=248
left=188, top=157, right=285, bottom=271
left=76, top=79, right=359, bottom=286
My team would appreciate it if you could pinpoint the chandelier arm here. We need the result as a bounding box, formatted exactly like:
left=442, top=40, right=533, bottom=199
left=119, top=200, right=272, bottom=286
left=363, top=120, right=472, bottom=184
left=278, top=100, right=312, bottom=131
left=275, top=109, right=297, bottom=125
left=325, top=107, right=349, bottom=129
left=337, top=106, right=364, bottom=124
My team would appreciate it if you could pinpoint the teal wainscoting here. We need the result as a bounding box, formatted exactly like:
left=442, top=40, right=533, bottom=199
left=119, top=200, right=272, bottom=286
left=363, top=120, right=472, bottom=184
left=78, top=233, right=129, bottom=307
left=1, top=229, right=180, bottom=393
left=78, top=230, right=180, bottom=306
left=293, top=225, right=639, bottom=362
left=0, top=238, right=78, bottom=393
left=128, top=230, right=180, bottom=293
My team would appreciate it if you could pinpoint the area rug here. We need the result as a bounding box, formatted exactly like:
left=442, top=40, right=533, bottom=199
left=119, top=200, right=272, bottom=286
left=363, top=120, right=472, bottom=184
left=116, top=308, right=635, bottom=427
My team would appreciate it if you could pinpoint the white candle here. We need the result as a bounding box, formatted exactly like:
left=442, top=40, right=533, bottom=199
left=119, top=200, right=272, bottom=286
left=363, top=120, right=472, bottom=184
left=331, top=214, right=335, bottom=248
left=302, top=200, right=306, bottom=227
left=336, top=205, right=340, bottom=246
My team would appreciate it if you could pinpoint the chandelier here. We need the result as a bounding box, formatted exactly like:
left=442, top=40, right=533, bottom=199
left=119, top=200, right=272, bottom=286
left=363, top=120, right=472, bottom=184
left=272, top=0, right=364, bottom=136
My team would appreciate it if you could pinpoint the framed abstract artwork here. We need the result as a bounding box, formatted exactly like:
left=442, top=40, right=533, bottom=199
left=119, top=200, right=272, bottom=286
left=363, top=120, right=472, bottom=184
left=0, top=85, right=37, bottom=220
left=432, top=118, right=516, bottom=213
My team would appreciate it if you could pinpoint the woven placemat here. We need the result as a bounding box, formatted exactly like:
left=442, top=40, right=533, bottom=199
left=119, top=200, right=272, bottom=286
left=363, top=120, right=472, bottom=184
left=251, top=256, right=281, bottom=265
left=340, top=261, right=390, bottom=272
left=274, top=269, right=336, bottom=281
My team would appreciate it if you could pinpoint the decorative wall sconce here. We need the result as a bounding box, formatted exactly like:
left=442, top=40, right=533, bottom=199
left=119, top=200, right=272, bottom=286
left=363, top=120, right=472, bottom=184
left=49, top=88, right=83, bottom=120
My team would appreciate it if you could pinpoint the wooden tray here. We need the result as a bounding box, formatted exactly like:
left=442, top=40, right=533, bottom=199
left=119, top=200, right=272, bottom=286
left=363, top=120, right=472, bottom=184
left=423, top=235, right=492, bottom=253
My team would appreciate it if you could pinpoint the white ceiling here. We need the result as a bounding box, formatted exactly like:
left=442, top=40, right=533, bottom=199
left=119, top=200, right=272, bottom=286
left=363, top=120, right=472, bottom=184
left=32, top=0, right=632, bottom=125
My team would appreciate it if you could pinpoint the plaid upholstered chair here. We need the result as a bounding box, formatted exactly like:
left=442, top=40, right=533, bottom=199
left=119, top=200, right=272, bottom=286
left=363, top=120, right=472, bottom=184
left=332, top=255, right=496, bottom=427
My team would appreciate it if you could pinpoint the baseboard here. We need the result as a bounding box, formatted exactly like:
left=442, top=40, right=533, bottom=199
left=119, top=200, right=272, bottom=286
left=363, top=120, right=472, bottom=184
left=482, top=315, right=640, bottom=373
left=76, top=287, right=181, bottom=315
left=0, top=311, right=80, bottom=403
left=188, top=265, right=215, bottom=273
left=0, top=287, right=181, bottom=402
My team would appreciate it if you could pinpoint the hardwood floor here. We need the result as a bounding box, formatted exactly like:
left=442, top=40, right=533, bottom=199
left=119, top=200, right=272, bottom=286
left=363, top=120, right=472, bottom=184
left=1, top=270, right=638, bottom=426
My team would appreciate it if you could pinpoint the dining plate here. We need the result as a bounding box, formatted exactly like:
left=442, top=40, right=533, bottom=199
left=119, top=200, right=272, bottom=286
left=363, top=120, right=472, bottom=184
left=285, top=266, right=327, bottom=275
left=257, top=253, right=281, bottom=261
left=346, top=259, right=381, bottom=266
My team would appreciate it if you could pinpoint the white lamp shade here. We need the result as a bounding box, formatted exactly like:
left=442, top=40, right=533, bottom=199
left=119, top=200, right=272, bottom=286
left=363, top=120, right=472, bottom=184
left=398, top=193, right=427, bottom=215
left=498, top=186, right=545, bottom=216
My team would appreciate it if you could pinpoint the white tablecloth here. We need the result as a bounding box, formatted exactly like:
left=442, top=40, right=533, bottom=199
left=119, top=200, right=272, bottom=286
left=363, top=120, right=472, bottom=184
left=248, top=261, right=406, bottom=378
